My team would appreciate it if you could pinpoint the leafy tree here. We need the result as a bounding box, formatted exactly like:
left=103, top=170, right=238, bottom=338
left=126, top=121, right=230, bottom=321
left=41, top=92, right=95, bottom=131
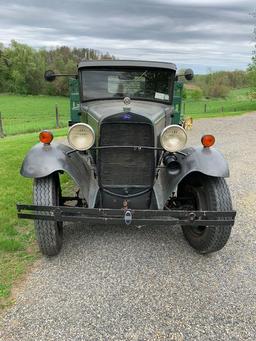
left=2, top=40, right=45, bottom=94
left=248, top=11, right=256, bottom=95
left=0, top=41, right=114, bottom=96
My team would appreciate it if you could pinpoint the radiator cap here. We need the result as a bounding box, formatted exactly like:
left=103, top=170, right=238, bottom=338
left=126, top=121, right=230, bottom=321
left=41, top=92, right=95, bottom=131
left=123, top=97, right=131, bottom=112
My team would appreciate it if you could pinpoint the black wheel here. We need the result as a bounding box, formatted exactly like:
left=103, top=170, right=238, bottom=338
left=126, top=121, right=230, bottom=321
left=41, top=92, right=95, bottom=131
left=33, top=173, right=63, bottom=256
left=178, top=174, right=233, bottom=254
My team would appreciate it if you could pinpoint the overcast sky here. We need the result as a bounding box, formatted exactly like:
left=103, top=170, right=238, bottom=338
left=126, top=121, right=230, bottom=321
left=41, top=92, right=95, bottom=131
left=0, top=0, right=255, bottom=73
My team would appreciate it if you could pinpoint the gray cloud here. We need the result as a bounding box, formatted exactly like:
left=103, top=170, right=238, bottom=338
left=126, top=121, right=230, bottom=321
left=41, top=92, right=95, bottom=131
left=0, top=0, right=255, bottom=72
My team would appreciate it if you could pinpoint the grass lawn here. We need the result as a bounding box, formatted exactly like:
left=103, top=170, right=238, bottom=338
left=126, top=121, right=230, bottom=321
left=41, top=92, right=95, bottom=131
left=184, top=88, right=256, bottom=118
left=0, top=128, right=68, bottom=309
left=0, top=94, right=69, bottom=135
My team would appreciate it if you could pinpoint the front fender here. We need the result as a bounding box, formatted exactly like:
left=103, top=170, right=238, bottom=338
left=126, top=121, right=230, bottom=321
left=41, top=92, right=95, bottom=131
left=20, top=142, right=99, bottom=207
left=154, top=146, right=229, bottom=208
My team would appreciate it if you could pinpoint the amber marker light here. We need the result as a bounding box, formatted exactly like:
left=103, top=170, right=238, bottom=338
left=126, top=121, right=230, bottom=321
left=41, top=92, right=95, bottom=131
left=39, top=130, right=54, bottom=144
left=201, top=134, right=215, bottom=148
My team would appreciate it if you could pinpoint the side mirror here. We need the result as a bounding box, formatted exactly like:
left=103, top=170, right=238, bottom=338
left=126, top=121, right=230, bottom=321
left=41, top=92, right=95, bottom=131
left=176, top=68, right=194, bottom=81
left=44, top=70, right=56, bottom=82
left=184, top=68, right=194, bottom=81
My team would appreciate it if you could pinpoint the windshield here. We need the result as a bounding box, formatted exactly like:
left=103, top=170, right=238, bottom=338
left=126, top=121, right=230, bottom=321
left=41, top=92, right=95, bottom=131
left=81, top=68, right=173, bottom=102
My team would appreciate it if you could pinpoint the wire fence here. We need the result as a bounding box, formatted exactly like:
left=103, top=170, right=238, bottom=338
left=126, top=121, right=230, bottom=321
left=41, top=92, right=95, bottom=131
left=0, top=104, right=69, bottom=137
left=183, top=99, right=256, bottom=116
left=1, top=99, right=256, bottom=138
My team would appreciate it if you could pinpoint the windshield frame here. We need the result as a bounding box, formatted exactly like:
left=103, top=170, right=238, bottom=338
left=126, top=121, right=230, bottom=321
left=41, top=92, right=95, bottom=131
left=79, top=66, right=175, bottom=104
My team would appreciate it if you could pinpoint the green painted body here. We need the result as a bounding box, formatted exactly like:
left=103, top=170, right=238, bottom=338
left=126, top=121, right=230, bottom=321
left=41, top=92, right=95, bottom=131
left=173, top=81, right=184, bottom=124
left=68, top=78, right=80, bottom=124
left=68, top=78, right=184, bottom=125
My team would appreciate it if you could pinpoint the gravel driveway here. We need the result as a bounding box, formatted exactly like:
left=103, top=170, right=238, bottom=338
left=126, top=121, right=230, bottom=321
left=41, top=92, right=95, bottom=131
left=1, top=113, right=256, bottom=341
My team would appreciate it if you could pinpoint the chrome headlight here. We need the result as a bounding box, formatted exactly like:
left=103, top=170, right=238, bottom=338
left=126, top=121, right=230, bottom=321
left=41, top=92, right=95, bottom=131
left=68, top=123, right=95, bottom=151
left=160, top=125, right=187, bottom=152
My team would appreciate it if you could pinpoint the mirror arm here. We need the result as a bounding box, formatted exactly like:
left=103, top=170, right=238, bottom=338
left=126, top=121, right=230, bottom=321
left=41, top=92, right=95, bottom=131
left=175, top=74, right=185, bottom=80
left=51, top=73, right=77, bottom=77
left=44, top=70, right=78, bottom=82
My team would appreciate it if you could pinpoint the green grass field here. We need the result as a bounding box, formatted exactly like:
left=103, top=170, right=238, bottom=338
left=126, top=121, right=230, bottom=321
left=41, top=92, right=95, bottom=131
left=0, top=128, right=69, bottom=308
left=0, top=89, right=255, bottom=136
left=0, top=94, right=69, bottom=135
left=184, top=88, right=256, bottom=118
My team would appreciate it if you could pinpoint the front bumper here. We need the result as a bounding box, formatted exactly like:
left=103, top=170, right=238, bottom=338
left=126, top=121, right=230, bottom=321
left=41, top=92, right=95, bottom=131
left=17, top=204, right=236, bottom=227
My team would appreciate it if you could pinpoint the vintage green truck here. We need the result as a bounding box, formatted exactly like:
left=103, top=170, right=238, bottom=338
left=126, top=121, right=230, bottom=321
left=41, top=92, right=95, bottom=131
left=17, top=60, right=236, bottom=256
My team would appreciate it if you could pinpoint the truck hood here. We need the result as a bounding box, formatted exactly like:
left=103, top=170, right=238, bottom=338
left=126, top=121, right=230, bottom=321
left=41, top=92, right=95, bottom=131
left=82, top=100, right=170, bottom=124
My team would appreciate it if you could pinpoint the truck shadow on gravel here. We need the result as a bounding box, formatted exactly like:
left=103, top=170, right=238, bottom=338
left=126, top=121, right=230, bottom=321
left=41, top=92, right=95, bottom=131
left=58, top=223, right=220, bottom=262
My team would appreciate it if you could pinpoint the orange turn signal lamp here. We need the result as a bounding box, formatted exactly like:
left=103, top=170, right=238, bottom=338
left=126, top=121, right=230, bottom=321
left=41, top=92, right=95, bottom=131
left=39, top=130, right=53, bottom=144
left=201, top=134, right=215, bottom=148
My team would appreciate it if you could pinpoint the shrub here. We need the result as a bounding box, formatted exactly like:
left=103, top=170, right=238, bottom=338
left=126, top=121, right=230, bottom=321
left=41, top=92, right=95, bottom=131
left=250, top=92, right=256, bottom=99
left=190, top=88, right=203, bottom=100
left=208, top=84, right=230, bottom=98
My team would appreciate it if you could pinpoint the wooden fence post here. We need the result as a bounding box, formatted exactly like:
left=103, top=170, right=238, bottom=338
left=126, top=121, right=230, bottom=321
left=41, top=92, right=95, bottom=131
left=221, top=106, right=224, bottom=113
left=204, top=103, right=207, bottom=113
left=55, top=104, right=59, bottom=128
left=0, top=112, right=4, bottom=138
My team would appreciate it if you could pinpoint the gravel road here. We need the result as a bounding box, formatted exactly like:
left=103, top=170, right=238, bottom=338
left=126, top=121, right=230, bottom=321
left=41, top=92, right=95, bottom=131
left=1, top=113, right=256, bottom=341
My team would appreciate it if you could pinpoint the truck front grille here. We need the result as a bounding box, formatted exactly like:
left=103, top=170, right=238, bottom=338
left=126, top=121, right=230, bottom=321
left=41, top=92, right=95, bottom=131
left=98, top=122, right=155, bottom=188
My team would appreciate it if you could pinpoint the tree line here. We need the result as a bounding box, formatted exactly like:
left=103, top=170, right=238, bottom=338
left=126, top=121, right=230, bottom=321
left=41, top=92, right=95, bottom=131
left=183, top=70, right=252, bottom=100
left=0, top=40, right=255, bottom=99
left=0, top=40, right=114, bottom=96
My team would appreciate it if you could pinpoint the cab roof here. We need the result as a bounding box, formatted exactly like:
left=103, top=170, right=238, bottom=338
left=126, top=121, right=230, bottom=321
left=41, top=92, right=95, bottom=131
left=78, top=60, right=176, bottom=71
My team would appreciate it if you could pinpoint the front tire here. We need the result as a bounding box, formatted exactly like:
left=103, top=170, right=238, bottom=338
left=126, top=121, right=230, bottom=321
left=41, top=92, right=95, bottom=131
left=33, top=173, right=63, bottom=256
left=178, top=175, right=233, bottom=254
